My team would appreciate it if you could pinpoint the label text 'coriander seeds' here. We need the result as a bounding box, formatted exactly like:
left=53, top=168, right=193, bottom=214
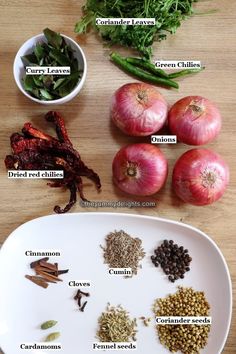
left=156, top=316, right=212, bottom=325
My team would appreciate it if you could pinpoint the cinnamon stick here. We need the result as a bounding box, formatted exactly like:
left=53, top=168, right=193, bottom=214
left=39, top=260, right=58, bottom=271
left=34, top=265, right=58, bottom=274
left=35, top=269, right=62, bottom=282
left=30, top=257, right=49, bottom=269
left=25, top=275, right=48, bottom=289
left=55, top=262, right=58, bottom=277
left=57, top=269, right=69, bottom=275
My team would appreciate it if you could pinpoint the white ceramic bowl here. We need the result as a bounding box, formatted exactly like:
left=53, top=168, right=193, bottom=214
left=13, top=33, right=87, bottom=105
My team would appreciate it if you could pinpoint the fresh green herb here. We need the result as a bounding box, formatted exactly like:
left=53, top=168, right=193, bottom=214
left=45, top=332, right=61, bottom=342
left=75, top=0, right=200, bottom=58
left=110, top=52, right=179, bottom=89
left=41, top=320, right=58, bottom=330
left=21, top=28, right=83, bottom=101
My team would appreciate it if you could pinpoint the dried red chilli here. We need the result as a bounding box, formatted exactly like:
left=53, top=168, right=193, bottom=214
left=5, top=111, right=101, bottom=213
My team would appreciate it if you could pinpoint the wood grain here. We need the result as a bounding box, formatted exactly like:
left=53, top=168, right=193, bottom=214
left=0, top=0, right=235, bottom=352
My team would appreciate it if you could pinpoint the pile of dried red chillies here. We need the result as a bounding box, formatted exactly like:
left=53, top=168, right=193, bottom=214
left=4, top=111, right=101, bottom=213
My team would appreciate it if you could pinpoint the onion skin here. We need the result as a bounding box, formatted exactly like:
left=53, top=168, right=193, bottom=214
left=172, top=149, right=229, bottom=205
left=112, top=143, right=168, bottom=196
left=168, top=96, right=222, bottom=145
left=111, top=83, right=168, bottom=136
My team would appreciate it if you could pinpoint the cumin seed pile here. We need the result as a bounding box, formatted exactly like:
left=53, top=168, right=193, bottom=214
left=102, top=230, right=145, bottom=276
left=97, top=304, right=137, bottom=342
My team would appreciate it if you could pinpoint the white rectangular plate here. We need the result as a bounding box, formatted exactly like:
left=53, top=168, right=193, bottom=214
left=0, top=213, right=232, bottom=354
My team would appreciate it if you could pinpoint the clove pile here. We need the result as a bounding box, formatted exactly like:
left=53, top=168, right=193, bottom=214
left=25, top=257, right=69, bottom=289
left=5, top=111, right=101, bottom=213
left=74, top=289, right=90, bottom=312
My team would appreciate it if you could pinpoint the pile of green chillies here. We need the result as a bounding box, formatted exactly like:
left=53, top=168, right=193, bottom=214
left=110, top=53, right=204, bottom=89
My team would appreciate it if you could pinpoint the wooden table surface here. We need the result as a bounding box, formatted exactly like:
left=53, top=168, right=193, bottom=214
left=0, top=0, right=235, bottom=353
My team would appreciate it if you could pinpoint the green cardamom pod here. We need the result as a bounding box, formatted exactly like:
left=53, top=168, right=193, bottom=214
left=41, top=320, right=58, bottom=330
left=45, top=332, right=60, bottom=342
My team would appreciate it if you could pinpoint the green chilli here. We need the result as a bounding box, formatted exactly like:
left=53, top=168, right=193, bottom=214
left=110, top=53, right=179, bottom=89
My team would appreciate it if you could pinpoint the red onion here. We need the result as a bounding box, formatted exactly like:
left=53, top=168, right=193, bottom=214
left=112, top=143, right=168, bottom=196
left=168, top=96, right=222, bottom=145
left=172, top=149, right=229, bottom=205
left=111, top=83, right=168, bottom=136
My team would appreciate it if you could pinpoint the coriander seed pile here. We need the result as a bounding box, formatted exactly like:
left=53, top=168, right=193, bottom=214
left=97, top=304, right=137, bottom=342
left=153, top=287, right=211, bottom=354
left=102, top=230, right=145, bottom=276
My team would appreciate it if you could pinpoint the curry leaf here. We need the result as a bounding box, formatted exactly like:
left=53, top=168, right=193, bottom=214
left=23, top=76, right=36, bottom=91
left=34, top=43, right=45, bottom=62
left=49, top=48, right=71, bottom=66
left=43, top=28, right=62, bottom=49
left=21, top=54, right=38, bottom=66
left=53, top=77, right=67, bottom=90
left=40, top=89, right=54, bottom=100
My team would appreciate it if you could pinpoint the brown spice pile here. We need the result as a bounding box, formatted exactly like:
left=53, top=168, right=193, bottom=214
left=153, top=287, right=211, bottom=354
left=74, top=289, right=90, bottom=312
left=25, top=257, right=69, bottom=288
left=102, top=230, right=145, bottom=276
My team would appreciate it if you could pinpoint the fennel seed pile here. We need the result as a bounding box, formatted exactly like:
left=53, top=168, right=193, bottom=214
left=97, top=304, right=137, bottom=342
left=153, top=287, right=211, bottom=354
left=102, top=230, right=145, bottom=275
